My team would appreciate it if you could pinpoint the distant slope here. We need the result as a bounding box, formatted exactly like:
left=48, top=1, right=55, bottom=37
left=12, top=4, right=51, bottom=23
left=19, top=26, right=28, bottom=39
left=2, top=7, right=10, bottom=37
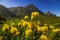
left=9, top=4, right=44, bottom=17
left=0, top=5, right=18, bottom=18
left=0, top=4, right=59, bottom=19
left=23, top=4, right=44, bottom=15
left=9, top=6, right=24, bottom=17
left=38, top=15, right=60, bottom=25
left=44, top=11, right=56, bottom=16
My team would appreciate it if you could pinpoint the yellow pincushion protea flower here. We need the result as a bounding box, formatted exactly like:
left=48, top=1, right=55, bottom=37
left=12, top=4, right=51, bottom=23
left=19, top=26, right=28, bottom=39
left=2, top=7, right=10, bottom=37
left=10, top=27, right=18, bottom=34
left=11, top=23, right=15, bottom=27
left=37, top=26, right=48, bottom=32
left=40, top=34, right=48, bottom=40
left=31, top=16, right=34, bottom=20
left=15, top=31, right=20, bottom=36
left=31, top=12, right=39, bottom=17
left=31, top=12, right=39, bottom=20
left=49, top=25, right=54, bottom=29
left=27, top=22, right=32, bottom=29
left=18, top=23, right=21, bottom=27
left=2, top=24, right=9, bottom=32
left=24, top=15, right=29, bottom=20
left=42, top=27, right=48, bottom=32
left=0, top=36, right=3, bottom=40
left=32, top=22, right=37, bottom=28
left=25, top=29, right=32, bottom=37
left=22, top=21, right=28, bottom=27
left=52, top=28, right=60, bottom=32
left=37, top=26, right=42, bottom=32
left=21, top=20, right=25, bottom=23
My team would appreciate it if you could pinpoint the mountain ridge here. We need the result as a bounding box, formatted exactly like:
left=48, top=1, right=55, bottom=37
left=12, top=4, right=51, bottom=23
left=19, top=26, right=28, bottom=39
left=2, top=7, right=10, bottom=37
left=0, top=5, right=18, bottom=18
left=0, top=4, right=58, bottom=18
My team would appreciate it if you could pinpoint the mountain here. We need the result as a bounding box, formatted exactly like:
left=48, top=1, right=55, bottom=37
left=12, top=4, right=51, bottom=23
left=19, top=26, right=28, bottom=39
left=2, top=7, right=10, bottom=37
left=0, top=5, right=18, bottom=18
left=9, top=6, right=24, bottom=17
left=9, top=4, right=44, bottom=17
left=0, top=4, right=60, bottom=25
left=44, top=11, right=56, bottom=16
left=23, top=4, right=44, bottom=15
left=0, top=4, right=57, bottom=18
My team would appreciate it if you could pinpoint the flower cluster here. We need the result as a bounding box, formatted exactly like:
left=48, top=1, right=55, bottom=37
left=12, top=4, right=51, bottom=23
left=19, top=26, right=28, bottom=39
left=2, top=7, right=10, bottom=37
left=1, top=12, right=60, bottom=40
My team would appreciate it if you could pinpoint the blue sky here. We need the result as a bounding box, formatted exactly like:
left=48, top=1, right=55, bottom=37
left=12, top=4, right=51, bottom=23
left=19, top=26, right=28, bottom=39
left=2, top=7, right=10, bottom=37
left=0, top=0, right=60, bottom=16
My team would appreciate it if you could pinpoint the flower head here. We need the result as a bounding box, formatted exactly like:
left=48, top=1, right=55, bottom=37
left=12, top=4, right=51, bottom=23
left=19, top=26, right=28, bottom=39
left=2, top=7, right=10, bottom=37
left=50, top=25, right=54, bottom=29
left=31, top=12, right=39, bottom=21
left=27, top=22, right=32, bottom=29
left=15, top=31, right=20, bottom=36
left=42, top=27, right=48, bottom=32
left=31, top=16, right=35, bottom=20
left=31, top=12, right=39, bottom=17
left=2, top=24, right=9, bottom=32
left=18, top=23, right=21, bottom=27
left=22, top=21, right=28, bottom=27
left=52, top=28, right=60, bottom=32
left=11, top=23, right=15, bottom=27
left=40, top=34, right=48, bottom=40
left=37, top=26, right=42, bottom=32
left=25, top=29, right=32, bottom=37
left=37, top=26, right=48, bottom=32
left=24, top=15, right=29, bottom=20
left=10, top=27, right=18, bottom=34
left=21, top=20, right=25, bottom=23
